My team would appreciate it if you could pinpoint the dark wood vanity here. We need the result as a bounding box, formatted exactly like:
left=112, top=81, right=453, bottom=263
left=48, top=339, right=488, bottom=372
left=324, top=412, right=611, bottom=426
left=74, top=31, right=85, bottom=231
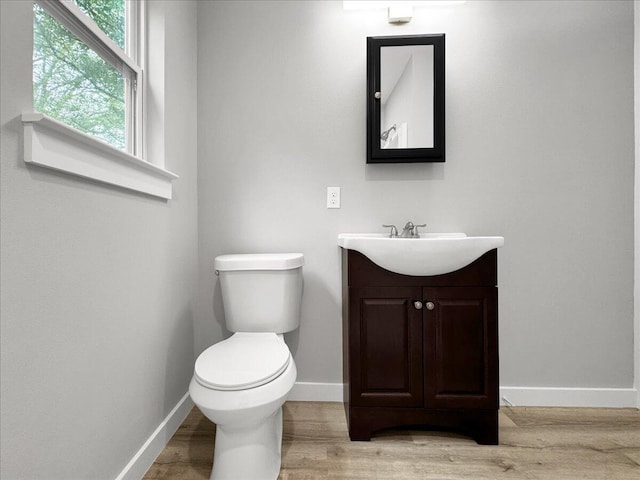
left=341, top=248, right=499, bottom=444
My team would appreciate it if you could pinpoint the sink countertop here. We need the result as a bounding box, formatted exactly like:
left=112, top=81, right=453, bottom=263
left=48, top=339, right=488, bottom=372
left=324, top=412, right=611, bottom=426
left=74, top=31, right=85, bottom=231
left=338, top=233, right=504, bottom=276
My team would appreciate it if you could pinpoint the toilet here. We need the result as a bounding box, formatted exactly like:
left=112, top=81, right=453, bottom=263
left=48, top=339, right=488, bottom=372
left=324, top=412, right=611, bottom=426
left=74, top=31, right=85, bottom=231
left=189, top=253, right=304, bottom=480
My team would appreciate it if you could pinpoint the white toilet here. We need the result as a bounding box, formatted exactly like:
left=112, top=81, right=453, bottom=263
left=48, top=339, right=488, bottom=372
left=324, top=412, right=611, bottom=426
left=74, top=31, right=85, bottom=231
left=189, top=253, right=304, bottom=480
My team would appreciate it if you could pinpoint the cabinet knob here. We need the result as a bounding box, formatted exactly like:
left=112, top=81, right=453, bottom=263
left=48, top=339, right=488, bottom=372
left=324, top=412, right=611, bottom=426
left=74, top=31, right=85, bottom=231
left=425, top=301, right=435, bottom=311
left=413, top=301, right=423, bottom=310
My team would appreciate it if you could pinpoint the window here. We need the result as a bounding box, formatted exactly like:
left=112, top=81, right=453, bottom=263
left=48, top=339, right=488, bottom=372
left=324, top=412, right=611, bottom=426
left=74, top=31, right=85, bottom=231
left=33, top=0, right=143, bottom=156
left=25, top=0, right=177, bottom=199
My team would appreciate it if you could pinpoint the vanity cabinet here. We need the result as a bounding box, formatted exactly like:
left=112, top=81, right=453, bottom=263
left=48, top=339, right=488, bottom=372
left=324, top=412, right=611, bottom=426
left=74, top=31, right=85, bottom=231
left=342, top=249, right=499, bottom=445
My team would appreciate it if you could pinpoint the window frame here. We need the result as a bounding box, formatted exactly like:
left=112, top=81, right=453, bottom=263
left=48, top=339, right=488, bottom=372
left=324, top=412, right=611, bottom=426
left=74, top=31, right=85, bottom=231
left=34, top=0, right=144, bottom=157
left=24, top=0, right=178, bottom=200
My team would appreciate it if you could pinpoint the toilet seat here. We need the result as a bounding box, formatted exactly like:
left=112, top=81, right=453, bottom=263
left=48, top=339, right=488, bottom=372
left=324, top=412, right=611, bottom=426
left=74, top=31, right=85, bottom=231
left=194, top=333, right=291, bottom=391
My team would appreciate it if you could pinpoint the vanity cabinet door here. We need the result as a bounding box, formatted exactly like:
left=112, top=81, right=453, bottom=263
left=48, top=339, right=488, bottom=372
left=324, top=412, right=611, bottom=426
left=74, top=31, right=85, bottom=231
left=422, top=287, right=498, bottom=409
left=349, top=287, right=423, bottom=407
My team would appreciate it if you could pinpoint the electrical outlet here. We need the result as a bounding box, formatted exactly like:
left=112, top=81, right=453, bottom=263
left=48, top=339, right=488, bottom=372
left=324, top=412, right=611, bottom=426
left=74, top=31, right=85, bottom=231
left=327, top=187, right=340, bottom=209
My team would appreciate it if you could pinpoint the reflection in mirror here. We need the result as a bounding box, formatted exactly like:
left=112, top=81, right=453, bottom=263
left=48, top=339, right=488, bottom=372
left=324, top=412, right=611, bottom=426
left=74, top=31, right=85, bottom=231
left=380, top=45, right=434, bottom=149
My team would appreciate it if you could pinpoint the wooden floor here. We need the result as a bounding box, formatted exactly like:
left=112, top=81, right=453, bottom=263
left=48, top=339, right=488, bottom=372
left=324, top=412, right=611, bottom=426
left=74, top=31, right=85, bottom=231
left=143, top=402, right=639, bottom=480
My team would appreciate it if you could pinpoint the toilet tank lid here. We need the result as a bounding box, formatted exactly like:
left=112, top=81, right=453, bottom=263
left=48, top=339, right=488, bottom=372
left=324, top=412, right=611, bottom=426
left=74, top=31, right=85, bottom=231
left=214, top=253, right=304, bottom=271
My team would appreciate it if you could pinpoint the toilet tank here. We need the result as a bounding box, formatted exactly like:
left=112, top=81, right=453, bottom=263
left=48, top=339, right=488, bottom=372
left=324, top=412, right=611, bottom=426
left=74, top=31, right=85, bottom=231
left=214, top=253, right=304, bottom=333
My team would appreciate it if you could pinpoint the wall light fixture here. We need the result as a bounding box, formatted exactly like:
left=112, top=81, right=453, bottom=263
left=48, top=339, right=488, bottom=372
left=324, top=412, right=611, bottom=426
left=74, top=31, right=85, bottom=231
left=343, top=1, right=466, bottom=24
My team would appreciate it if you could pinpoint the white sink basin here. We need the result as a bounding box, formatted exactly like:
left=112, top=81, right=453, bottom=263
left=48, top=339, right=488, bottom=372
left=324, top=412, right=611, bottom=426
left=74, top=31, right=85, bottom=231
left=338, top=233, right=504, bottom=276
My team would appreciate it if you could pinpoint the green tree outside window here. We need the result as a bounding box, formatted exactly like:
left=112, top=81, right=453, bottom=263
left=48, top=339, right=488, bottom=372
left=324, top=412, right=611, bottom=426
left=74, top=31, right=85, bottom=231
left=33, top=0, right=127, bottom=149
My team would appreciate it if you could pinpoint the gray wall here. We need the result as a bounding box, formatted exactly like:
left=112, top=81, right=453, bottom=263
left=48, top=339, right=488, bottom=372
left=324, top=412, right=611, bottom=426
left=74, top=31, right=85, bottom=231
left=197, top=1, right=635, bottom=389
left=0, top=1, right=198, bottom=479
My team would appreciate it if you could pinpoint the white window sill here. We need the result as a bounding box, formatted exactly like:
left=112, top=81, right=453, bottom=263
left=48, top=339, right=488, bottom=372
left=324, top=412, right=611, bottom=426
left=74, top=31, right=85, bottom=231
left=22, top=113, right=178, bottom=199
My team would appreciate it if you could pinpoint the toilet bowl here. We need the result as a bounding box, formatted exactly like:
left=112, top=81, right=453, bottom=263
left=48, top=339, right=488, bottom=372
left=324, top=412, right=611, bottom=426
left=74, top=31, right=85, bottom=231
left=189, top=253, right=303, bottom=480
left=189, top=334, right=297, bottom=480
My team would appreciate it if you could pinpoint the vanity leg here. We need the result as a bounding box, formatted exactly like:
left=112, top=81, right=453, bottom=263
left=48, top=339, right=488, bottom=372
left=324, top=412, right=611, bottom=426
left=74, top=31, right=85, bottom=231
left=349, top=431, right=372, bottom=441
left=348, top=423, right=372, bottom=441
left=347, top=410, right=372, bottom=441
left=470, top=410, right=499, bottom=445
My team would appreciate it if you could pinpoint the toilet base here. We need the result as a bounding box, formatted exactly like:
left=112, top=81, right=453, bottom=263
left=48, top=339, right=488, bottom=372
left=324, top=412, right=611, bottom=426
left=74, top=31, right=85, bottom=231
left=211, top=407, right=283, bottom=480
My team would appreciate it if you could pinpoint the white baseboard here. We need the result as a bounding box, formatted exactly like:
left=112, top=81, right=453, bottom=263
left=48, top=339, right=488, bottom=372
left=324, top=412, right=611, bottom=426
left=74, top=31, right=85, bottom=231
left=500, top=386, right=638, bottom=408
left=288, top=382, right=639, bottom=408
left=114, top=392, right=194, bottom=480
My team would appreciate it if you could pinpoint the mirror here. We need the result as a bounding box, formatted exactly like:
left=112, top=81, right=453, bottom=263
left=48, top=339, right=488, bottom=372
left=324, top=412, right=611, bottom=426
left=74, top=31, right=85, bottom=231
left=367, top=34, right=445, bottom=163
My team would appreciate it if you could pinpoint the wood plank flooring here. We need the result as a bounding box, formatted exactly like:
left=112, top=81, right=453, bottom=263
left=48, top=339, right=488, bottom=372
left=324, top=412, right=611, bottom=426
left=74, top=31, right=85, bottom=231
left=143, top=402, right=639, bottom=480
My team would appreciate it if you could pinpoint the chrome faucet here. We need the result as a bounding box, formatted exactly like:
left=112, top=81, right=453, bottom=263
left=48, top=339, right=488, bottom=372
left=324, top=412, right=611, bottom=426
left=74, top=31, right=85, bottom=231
left=383, top=222, right=426, bottom=238
left=400, top=222, right=415, bottom=237
left=400, top=221, right=426, bottom=238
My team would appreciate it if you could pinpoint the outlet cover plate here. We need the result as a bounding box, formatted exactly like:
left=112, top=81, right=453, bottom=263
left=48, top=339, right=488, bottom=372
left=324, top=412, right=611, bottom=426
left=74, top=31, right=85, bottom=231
left=327, top=187, right=340, bottom=209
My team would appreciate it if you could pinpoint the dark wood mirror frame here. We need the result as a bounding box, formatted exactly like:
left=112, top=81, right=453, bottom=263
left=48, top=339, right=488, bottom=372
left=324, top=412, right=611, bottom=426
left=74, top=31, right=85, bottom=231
left=367, top=34, right=445, bottom=164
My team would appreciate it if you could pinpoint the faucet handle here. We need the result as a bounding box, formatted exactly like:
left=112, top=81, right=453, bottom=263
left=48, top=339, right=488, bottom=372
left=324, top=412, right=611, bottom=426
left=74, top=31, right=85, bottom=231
left=382, top=224, right=398, bottom=237
left=413, top=224, right=426, bottom=237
